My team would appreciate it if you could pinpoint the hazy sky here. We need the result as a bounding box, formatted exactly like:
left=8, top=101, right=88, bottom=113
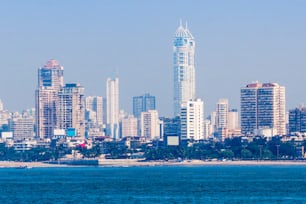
left=0, top=0, right=305, bottom=117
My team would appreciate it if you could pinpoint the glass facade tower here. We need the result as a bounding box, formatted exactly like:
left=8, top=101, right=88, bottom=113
left=133, top=93, right=156, bottom=118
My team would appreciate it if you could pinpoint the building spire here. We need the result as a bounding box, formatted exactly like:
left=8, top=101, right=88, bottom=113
left=179, top=18, right=183, bottom=27
left=185, top=21, right=188, bottom=30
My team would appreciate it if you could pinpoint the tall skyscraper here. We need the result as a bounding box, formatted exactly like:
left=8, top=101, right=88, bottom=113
left=240, top=82, right=286, bottom=136
left=35, top=59, right=64, bottom=139
left=180, top=99, right=204, bottom=140
left=173, top=21, right=196, bottom=116
left=58, top=83, right=85, bottom=138
left=133, top=93, right=156, bottom=118
left=106, top=77, right=119, bottom=140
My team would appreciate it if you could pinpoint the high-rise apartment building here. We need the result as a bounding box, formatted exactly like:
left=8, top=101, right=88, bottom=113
left=240, top=83, right=259, bottom=135
left=228, top=109, right=239, bottom=130
left=121, top=115, right=138, bottom=137
left=35, top=59, right=64, bottom=139
left=133, top=93, right=156, bottom=118
left=106, top=77, right=119, bottom=140
left=216, top=99, right=229, bottom=129
left=9, top=116, right=34, bottom=141
left=180, top=99, right=204, bottom=140
left=140, top=110, right=161, bottom=140
left=160, top=116, right=181, bottom=139
left=288, top=106, right=306, bottom=133
left=240, top=82, right=286, bottom=136
left=58, top=83, right=85, bottom=138
left=85, top=96, right=104, bottom=126
left=173, top=21, right=196, bottom=116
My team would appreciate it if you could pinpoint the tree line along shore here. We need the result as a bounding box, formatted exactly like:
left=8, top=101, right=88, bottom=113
left=0, top=136, right=305, bottom=164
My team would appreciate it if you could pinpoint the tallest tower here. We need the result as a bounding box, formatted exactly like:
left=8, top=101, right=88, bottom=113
left=173, top=21, right=196, bottom=116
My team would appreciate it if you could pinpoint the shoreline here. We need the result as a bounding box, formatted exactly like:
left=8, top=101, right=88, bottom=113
left=0, top=161, right=69, bottom=168
left=98, top=159, right=306, bottom=167
left=1, top=159, right=306, bottom=168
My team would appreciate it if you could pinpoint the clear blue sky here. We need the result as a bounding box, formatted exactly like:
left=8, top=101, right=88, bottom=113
left=0, top=0, right=305, bottom=117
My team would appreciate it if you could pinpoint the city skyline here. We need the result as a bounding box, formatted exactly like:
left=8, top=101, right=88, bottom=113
left=0, top=1, right=306, bottom=117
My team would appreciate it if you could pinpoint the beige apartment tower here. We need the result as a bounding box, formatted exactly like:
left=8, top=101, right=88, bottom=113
left=58, top=83, right=85, bottom=138
left=35, top=59, right=64, bottom=139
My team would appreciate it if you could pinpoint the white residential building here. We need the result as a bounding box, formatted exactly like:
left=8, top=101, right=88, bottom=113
left=180, top=99, right=204, bottom=140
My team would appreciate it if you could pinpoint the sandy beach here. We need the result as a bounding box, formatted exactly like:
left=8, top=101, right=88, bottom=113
left=1, top=159, right=306, bottom=168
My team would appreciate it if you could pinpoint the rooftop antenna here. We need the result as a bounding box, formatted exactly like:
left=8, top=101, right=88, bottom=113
left=185, top=21, right=188, bottom=30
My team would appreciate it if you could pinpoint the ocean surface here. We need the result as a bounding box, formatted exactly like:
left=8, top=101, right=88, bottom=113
left=0, top=165, right=305, bottom=204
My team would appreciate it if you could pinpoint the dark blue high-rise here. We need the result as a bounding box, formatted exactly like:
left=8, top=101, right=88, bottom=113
left=133, top=93, right=156, bottom=118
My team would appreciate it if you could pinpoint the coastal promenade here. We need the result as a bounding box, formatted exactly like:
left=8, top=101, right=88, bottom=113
left=1, top=159, right=306, bottom=168
left=0, top=161, right=68, bottom=168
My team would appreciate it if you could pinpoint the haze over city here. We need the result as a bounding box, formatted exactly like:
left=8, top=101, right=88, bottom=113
left=1, top=2, right=306, bottom=203
left=0, top=0, right=305, bottom=117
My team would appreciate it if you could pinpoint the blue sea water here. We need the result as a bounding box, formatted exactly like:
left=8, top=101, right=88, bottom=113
left=0, top=165, right=305, bottom=204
